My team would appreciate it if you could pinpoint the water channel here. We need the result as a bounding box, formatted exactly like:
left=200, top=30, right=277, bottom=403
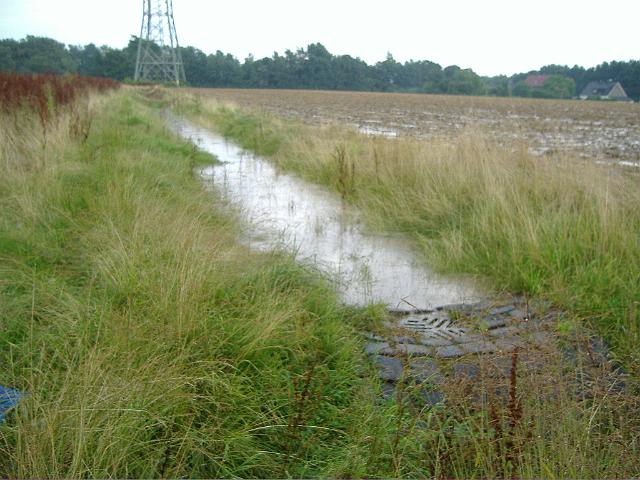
left=168, top=116, right=482, bottom=311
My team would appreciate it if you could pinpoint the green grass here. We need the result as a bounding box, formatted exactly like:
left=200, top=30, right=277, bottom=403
left=0, top=89, right=638, bottom=478
left=174, top=93, right=640, bottom=375
left=0, top=92, right=382, bottom=477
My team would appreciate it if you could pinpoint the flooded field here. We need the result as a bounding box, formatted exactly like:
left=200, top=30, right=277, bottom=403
left=168, top=115, right=481, bottom=310
left=189, top=88, right=640, bottom=165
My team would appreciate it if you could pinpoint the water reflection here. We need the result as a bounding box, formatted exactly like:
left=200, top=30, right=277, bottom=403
left=168, top=116, right=482, bottom=310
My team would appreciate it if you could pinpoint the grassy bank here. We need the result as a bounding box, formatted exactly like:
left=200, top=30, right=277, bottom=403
left=173, top=92, right=640, bottom=374
left=0, top=90, right=379, bottom=477
left=0, top=88, right=638, bottom=478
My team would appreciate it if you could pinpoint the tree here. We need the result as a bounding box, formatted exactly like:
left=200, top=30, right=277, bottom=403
left=419, top=62, right=444, bottom=93
left=181, top=46, right=209, bottom=87
left=100, top=48, right=130, bottom=80
left=243, top=56, right=272, bottom=88
left=446, top=68, right=484, bottom=95
left=0, top=39, right=17, bottom=71
left=205, top=51, right=242, bottom=87
left=374, top=53, right=402, bottom=91
left=69, top=43, right=104, bottom=77
left=539, top=75, right=575, bottom=98
left=12, top=36, right=76, bottom=74
left=301, top=43, right=333, bottom=89
left=2, top=33, right=637, bottom=100
left=512, top=81, right=532, bottom=98
left=443, top=65, right=461, bottom=80
left=398, top=60, right=443, bottom=92
left=484, top=75, right=509, bottom=96
left=99, top=37, right=137, bottom=82
left=331, top=55, right=373, bottom=91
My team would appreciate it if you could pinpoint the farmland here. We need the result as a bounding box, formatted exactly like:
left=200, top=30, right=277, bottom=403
left=188, top=88, right=640, bottom=164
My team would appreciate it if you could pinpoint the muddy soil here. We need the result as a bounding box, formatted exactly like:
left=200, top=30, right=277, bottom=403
left=190, top=88, right=640, bottom=166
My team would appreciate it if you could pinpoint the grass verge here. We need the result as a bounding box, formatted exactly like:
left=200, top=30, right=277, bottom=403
left=0, top=90, right=384, bottom=477
left=0, top=88, right=638, bottom=478
left=172, top=92, right=640, bottom=375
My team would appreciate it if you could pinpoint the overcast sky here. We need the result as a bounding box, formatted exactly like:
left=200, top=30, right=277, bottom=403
left=1, top=0, right=638, bottom=76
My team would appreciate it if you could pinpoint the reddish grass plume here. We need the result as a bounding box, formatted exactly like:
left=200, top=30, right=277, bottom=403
left=0, top=72, right=119, bottom=123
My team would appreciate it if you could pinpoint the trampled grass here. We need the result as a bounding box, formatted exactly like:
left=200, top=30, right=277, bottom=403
left=0, top=87, right=638, bottom=478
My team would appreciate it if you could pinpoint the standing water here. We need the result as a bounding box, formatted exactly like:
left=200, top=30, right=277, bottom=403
left=168, top=116, right=482, bottom=310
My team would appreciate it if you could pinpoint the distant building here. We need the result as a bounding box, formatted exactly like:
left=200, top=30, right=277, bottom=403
left=523, top=74, right=550, bottom=88
left=579, top=80, right=629, bottom=100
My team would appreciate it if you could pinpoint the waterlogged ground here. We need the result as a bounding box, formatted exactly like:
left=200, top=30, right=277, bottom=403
left=168, top=115, right=481, bottom=310
left=168, top=112, right=627, bottom=412
left=189, top=88, right=640, bottom=165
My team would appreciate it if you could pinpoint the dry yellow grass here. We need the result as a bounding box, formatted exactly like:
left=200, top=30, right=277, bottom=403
left=186, top=87, right=640, bottom=164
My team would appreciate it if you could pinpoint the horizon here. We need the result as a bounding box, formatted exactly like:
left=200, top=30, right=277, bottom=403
left=1, top=32, right=637, bottom=80
left=1, top=0, right=639, bottom=77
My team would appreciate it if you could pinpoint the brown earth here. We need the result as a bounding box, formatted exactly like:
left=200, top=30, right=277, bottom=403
left=188, top=88, right=640, bottom=164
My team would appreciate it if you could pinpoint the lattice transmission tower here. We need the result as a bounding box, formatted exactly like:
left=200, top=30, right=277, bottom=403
left=134, top=0, right=186, bottom=86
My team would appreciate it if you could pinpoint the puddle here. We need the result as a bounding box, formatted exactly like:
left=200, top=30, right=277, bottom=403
left=356, top=124, right=399, bottom=138
left=596, top=159, right=640, bottom=169
left=618, top=160, right=640, bottom=168
left=168, top=116, right=482, bottom=310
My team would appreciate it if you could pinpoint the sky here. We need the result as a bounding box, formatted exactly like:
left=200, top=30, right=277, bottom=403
left=0, top=0, right=638, bottom=76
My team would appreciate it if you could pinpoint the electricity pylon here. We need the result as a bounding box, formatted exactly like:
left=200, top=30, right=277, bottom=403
left=134, top=0, right=186, bottom=86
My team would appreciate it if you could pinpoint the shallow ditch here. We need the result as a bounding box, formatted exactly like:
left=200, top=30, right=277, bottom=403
left=167, top=114, right=626, bottom=407
left=167, top=114, right=481, bottom=311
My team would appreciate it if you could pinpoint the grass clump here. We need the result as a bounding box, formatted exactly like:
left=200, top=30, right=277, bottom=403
left=174, top=92, right=640, bottom=374
left=0, top=90, right=383, bottom=477
left=1, top=88, right=638, bottom=478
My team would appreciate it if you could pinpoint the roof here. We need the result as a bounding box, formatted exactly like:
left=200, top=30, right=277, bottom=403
left=523, top=74, right=549, bottom=88
left=580, top=80, right=626, bottom=98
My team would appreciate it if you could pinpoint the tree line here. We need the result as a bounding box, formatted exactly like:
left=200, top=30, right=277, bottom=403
left=1, top=35, right=639, bottom=100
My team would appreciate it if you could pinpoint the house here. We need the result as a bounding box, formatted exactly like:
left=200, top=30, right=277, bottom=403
left=523, top=74, right=550, bottom=88
left=579, top=80, right=629, bottom=100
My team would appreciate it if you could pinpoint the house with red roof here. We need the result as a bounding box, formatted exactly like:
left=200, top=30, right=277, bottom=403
left=523, top=74, right=550, bottom=89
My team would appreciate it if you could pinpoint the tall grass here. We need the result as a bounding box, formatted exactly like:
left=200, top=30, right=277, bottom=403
left=174, top=93, right=640, bottom=373
left=0, top=88, right=638, bottom=478
left=0, top=90, right=386, bottom=477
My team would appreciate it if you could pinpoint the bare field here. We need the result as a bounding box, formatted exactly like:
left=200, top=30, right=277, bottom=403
left=188, top=88, right=640, bottom=164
